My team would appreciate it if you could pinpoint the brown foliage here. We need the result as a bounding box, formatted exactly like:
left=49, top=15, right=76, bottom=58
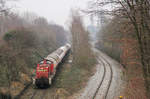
left=95, top=15, right=147, bottom=98
left=70, top=11, right=95, bottom=69
left=88, top=0, right=150, bottom=97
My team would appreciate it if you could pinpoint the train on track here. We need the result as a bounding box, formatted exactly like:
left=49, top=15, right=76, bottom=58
left=33, top=44, right=71, bottom=88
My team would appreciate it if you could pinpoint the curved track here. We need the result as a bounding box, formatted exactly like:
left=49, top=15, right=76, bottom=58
left=92, top=54, right=113, bottom=99
left=92, top=57, right=106, bottom=99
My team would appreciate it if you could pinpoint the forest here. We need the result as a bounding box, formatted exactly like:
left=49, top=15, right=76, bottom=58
left=0, top=0, right=68, bottom=97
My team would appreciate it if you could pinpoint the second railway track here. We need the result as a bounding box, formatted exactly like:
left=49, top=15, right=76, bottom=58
left=93, top=54, right=113, bottom=99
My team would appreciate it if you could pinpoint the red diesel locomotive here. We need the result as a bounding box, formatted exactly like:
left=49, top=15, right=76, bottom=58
left=33, top=44, right=71, bottom=88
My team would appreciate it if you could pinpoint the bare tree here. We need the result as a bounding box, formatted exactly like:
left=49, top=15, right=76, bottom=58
left=70, top=10, right=95, bottom=69
left=0, top=0, right=17, bottom=15
left=88, top=0, right=150, bottom=96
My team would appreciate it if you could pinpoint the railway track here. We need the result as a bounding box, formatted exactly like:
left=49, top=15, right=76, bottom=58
left=30, top=89, right=48, bottom=99
left=30, top=90, right=37, bottom=99
left=92, top=54, right=113, bottom=99
left=92, top=57, right=106, bottom=99
left=40, top=89, right=48, bottom=99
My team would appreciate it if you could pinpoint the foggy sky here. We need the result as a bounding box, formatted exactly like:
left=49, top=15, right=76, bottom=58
left=15, top=0, right=91, bottom=27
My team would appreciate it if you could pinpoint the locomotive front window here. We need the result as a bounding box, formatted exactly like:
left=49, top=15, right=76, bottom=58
left=47, top=61, right=51, bottom=64
left=39, top=61, right=51, bottom=65
left=39, top=64, right=49, bottom=67
left=40, top=61, right=44, bottom=64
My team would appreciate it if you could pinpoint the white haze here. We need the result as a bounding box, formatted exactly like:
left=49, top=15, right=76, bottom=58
left=14, top=0, right=91, bottom=28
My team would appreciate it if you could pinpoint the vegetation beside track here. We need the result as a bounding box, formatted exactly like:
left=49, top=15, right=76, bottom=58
left=96, top=16, right=147, bottom=99
left=66, top=11, right=96, bottom=96
left=88, top=0, right=150, bottom=98
left=44, top=11, right=96, bottom=98
left=0, top=13, right=68, bottom=98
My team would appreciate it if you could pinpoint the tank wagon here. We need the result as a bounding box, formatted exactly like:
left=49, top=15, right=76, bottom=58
left=33, top=44, right=71, bottom=88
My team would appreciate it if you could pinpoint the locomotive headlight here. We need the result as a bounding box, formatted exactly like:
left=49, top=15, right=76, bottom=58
left=32, top=78, right=35, bottom=84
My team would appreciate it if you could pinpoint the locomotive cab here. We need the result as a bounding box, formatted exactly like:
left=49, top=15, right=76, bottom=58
left=33, top=59, right=54, bottom=88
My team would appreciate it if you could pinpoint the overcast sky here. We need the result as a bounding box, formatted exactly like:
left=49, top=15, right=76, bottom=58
left=14, top=0, right=91, bottom=28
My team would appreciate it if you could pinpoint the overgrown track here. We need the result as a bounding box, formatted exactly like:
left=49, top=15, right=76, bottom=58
left=93, top=55, right=113, bottom=99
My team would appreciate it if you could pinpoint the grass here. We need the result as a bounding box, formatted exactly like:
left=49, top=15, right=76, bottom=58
left=51, top=52, right=96, bottom=97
